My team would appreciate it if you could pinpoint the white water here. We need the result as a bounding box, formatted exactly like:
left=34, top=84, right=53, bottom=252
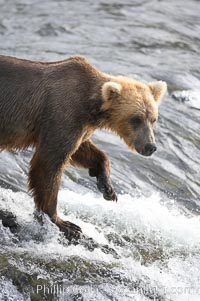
left=172, top=90, right=200, bottom=110
left=1, top=0, right=200, bottom=299
left=1, top=186, right=200, bottom=300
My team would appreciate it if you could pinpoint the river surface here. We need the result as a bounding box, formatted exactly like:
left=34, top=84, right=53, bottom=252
left=0, top=0, right=200, bottom=300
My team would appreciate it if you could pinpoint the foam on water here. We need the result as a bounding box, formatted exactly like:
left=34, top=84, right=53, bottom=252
left=0, top=279, right=25, bottom=301
left=172, top=90, right=200, bottom=110
left=1, top=187, right=200, bottom=300
left=58, top=190, right=200, bottom=249
left=0, top=0, right=200, bottom=299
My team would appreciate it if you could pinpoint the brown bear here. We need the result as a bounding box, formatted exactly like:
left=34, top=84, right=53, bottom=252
left=0, top=54, right=167, bottom=238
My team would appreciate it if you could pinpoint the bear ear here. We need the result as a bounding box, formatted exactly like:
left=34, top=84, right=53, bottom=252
left=148, top=81, right=167, bottom=103
left=102, top=81, right=122, bottom=102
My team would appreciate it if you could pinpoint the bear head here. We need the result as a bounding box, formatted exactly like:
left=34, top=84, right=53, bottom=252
left=101, top=77, right=167, bottom=156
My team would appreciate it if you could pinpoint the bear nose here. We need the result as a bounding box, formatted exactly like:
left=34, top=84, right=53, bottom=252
left=144, top=143, right=157, bottom=156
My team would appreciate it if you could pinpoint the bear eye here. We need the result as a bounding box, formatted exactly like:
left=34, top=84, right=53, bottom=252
left=130, top=116, right=143, bottom=128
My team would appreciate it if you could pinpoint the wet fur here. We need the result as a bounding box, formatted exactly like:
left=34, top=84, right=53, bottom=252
left=0, top=54, right=165, bottom=238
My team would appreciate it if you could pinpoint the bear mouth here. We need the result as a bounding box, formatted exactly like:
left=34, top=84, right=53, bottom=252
left=135, top=146, right=143, bottom=156
left=141, top=151, right=153, bottom=157
left=135, top=147, right=154, bottom=157
left=137, top=145, right=157, bottom=157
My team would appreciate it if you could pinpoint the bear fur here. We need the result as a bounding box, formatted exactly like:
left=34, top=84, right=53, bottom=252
left=0, top=55, right=167, bottom=238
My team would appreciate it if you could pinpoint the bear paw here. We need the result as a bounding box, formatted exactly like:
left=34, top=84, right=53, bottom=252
left=97, top=176, right=118, bottom=202
left=55, top=216, right=82, bottom=240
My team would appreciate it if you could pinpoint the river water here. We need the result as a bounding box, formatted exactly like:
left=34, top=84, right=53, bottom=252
left=0, top=0, right=200, bottom=300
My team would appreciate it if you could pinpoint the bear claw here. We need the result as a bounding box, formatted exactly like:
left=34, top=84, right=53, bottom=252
left=55, top=217, right=82, bottom=240
left=97, top=176, right=118, bottom=202
left=104, top=191, right=118, bottom=202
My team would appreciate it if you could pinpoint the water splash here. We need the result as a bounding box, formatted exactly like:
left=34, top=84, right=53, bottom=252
left=1, top=187, right=200, bottom=300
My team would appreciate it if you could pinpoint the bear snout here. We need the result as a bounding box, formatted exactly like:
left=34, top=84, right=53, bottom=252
left=142, top=143, right=157, bottom=156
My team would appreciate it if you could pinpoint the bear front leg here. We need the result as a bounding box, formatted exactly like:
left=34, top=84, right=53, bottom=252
left=71, top=140, right=117, bottom=202
left=28, top=149, right=82, bottom=239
